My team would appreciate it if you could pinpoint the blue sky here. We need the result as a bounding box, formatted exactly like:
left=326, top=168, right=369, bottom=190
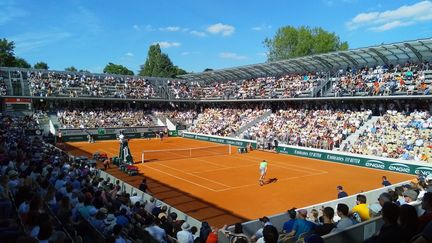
left=1, top=0, right=432, bottom=74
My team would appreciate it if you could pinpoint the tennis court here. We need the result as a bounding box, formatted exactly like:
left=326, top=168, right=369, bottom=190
left=65, top=137, right=415, bottom=225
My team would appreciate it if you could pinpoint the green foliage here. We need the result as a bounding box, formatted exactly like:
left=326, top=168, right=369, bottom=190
left=103, top=62, right=134, bottom=75
left=0, top=38, right=31, bottom=68
left=13, top=58, right=31, bottom=68
left=65, top=66, right=77, bottom=72
left=264, top=26, right=349, bottom=62
left=139, top=44, right=187, bottom=78
left=203, top=68, right=214, bottom=72
left=34, top=62, right=49, bottom=70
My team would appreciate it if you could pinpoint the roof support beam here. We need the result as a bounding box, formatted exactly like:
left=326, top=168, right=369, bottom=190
left=419, top=40, right=432, bottom=52
left=291, top=60, right=312, bottom=71
left=272, top=63, right=292, bottom=74
left=369, top=47, right=390, bottom=64
left=314, top=56, right=334, bottom=70
left=404, top=43, right=423, bottom=61
left=339, top=53, right=359, bottom=66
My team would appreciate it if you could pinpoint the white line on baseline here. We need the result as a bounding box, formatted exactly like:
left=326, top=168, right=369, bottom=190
left=140, top=164, right=220, bottom=192
left=231, top=153, right=328, bottom=174
left=215, top=171, right=329, bottom=192
left=189, top=164, right=256, bottom=173
left=155, top=163, right=232, bottom=188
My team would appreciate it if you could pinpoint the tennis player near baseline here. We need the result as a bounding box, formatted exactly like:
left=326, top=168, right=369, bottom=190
left=259, top=159, right=268, bottom=186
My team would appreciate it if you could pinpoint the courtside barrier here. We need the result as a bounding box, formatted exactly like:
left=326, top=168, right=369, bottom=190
left=97, top=170, right=202, bottom=230
left=277, top=144, right=432, bottom=176
left=323, top=201, right=424, bottom=243
left=59, top=126, right=167, bottom=142
left=219, top=180, right=412, bottom=243
left=182, top=132, right=257, bottom=148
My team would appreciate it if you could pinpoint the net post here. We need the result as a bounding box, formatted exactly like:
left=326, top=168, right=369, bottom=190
left=229, top=144, right=231, bottom=155
left=141, top=152, right=144, bottom=164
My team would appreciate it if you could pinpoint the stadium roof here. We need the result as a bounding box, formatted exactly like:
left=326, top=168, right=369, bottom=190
left=179, top=38, right=432, bottom=83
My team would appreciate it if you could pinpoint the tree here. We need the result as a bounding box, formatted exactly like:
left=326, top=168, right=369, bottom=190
left=65, top=66, right=77, bottom=72
left=13, top=58, right=31, bottom=68
left=0, top=38, right=16, bottom=67
left=203, top=68, right=214, bottom=72
left=264, top=26, right=349, bottom=62
left=0, top=38, right=31, bottom=68
left=103, top=62, right=134, bottom=75
left=34, top=62, right=49, bottom=70
left=139, top=44, right=187, bottom=78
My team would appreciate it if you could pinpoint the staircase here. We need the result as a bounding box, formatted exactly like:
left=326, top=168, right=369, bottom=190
left=335, top=116, right=380, bottom=151
left=232, top=110, right=272, bottom=138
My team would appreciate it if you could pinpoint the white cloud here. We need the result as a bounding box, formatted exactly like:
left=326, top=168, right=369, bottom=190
left=369, top=20, right=415, bottom=32
left=10, top=31, right=72, bottom=54
left=134, top=25, right=155, bottom=32
left=159, top=26, right=180, bottom=32
left=252, top=24, right=272, bottom=31
left=181, top=52, right=190, bottom=56
left=346, top=1, right=432, bottom=31
left=133, top=24, right=140, bottom=31
left=219, top=52, right=247, bottom=60
left=153, top=41, right=181, bottom=48
left=190, top=30, right=207, bottom=37
left=125, top=52, right=134, bottom=57
left=207, top=23, right=235, bottom=36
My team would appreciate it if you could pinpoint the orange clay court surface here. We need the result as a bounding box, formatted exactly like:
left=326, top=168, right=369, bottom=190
left=64, top=137, right=415, bottom=226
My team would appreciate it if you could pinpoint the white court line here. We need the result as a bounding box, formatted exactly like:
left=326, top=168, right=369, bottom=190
left=231, top=153, right=328, bottom=174
left=189, top=164, right=256, bottom=173
left=96, top=140, right=328, bottom=192
left=141, top=164, right=220, bottom=192
left=215, top=171, right=329, bottom=192
left=161, top=142, right=232, bottom=169
left=155, top=163, right=232, bottom=189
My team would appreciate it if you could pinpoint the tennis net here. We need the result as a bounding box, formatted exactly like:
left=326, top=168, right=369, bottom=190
left=141, top=144, right=231, bottom=163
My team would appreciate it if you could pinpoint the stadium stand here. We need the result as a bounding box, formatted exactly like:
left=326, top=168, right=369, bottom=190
left=348, top=109, right=432, bottom=162
left=326, top=62, right=432, bottom=97
left=191, top=106, right=271, bottom=136
left=241, top=106, right=372, bottom=150
left=57, top=108, right=154, bottom=128
left=152, top=108, right=198, bottom=126
left=1, top=38, right=432, bottom=242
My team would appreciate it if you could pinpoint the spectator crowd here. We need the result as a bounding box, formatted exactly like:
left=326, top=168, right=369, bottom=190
left=346, top=109, right=432, bottom=162
left=27, top=71, right=158, bottom=99
left=57, top=109, right=154, bottom=128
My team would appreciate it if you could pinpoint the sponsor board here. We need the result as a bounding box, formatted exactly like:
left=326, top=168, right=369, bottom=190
left=388, top=163, right=411, bottom=173
left=277, top=145, right=432, bottom=175
left=182, top=132, right=257, bottom=148
left=365, top=160, right=386, bottom=169
left=414, top=167, right=432, bottom=176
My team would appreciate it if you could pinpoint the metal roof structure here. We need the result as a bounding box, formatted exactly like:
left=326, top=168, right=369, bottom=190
left=179, top=38, right=432, bottom=83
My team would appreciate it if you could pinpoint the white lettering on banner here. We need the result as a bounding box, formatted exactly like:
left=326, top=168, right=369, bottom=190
left=345, top=157, right=361, bottom=164
left=388, top=163, right=411, bottom=173
left=365, top=160, right=386, bottom=169
left=414, top=167, right=432, bottom=176
left=226, top=140, right=243, bottom=146
left=294, top=150, right=309, bottom=156
left=196, top=135, right=209, bottom=141
left=308, top=152, right=322, bottom=158
left=326, top=154, right=344, bottom=162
